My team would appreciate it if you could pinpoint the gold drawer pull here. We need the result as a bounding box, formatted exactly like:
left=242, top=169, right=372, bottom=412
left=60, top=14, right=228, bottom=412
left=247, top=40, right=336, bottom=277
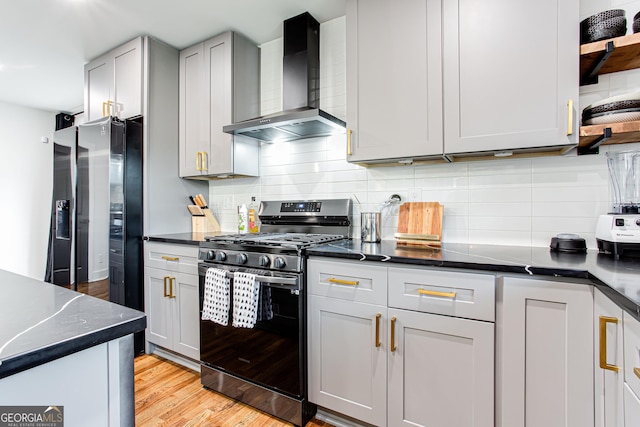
left=418, top=289, right=456, bottom=299
left=390, top=317, right=397, bottom=352
left=375, top=313, right=381, bottom=348
left=567, top=99, right=574, bottom=136
left=328, top=277, right=359, bottom=286
left=162, top=255, right=179, bottom=261
left=599, top=316, right=620, bottom=372
left=634, top=367, right=640, bottom=379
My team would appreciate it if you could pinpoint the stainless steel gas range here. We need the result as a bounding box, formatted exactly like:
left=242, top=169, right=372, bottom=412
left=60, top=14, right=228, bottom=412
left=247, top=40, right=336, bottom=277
left=198, top=199, right=351, bottom=426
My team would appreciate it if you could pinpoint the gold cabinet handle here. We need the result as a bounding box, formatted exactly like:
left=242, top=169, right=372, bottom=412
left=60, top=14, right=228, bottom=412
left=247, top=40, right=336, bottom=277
left=163, top=276, right=170, bottom=297
left=418, top=289, right=456, bottom=299
left=390, top=317, right=397, bottom=352
left=169, top=277, right=176, bottom=299
left=634, top=367, right=640, bottom=379
left=567, top=99, right=574, bottom=136
left=102, top=102, right=108, bottom=117
left=201, top=151, right=208, bottom=171
left=162, top=255, right=179, bottom=261
left=328, top=277, right=359, bottom=286
left=375, top=313, right=381, bottom=348
left=196, top=152, right=202, bottom=171
left=599, top=316, right=620, bottom=372
left=347, top=129, right=353, bottom=155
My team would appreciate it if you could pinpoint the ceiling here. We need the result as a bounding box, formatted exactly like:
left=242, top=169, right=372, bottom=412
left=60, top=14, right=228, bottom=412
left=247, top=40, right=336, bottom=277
left=1, top=0, right=346, bottom=113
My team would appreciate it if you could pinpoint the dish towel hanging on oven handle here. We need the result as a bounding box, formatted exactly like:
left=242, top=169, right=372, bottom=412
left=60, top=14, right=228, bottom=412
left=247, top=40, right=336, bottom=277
left=202, top=267, right=230, bottom=326
left=232, top=272, right=260, bottom=328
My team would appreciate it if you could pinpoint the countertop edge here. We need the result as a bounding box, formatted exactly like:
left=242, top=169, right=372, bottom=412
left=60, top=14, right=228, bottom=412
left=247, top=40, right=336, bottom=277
left=305, top=247, right=640, bottom=322
left=0, top=315, right=146, bottom=380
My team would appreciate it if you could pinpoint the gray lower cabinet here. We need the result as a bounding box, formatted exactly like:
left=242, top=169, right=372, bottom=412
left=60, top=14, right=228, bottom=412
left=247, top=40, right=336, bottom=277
left=496, top=276, right=594, bottom=427
left=307, top=258, right=495, bottom=427
left=623, top=311, right=640, bottom=425
left=144, top=242, right=200, bottom=361
left=595, top=288, right=624, bottom=427
left=179, top=31, right=260, bottom=178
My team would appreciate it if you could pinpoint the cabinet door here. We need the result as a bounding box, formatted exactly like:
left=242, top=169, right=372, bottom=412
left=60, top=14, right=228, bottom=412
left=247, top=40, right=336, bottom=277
left=145, top=267, right=172, bottom=349
left=442, top=0, right=578, bottom=155
left=594, top=289, right=624, bottom=427
left=346, top=0, right=443, bottom=162
left=172, top=272, right=200, bottom=360
left=308, top=295, right=387, bottom=426
left=497, top=277, right=593, bottom=427
left=624, top=383, right=640, bottom=426
left=204, top=32, right=234, bottom=175
left=388, top=308, right=494, bottom=427
left=112, top=37, right=143, bottom=119
left=179, top=43, right=208, bottom=178
left=84, top=55, right=112, bottom=122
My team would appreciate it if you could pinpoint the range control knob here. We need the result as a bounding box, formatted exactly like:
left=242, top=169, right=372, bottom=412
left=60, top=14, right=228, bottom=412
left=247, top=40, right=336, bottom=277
left=259, top=255, right=271, bottom=267
left=236, top=253, right=248, bottom=264
left=216, top=251, right=227, bottom=262
left=274, top=257, right=286, bottom=269
left=636, top=218, right=640, bottom=227
left=206, top=250, right=215, bottom=261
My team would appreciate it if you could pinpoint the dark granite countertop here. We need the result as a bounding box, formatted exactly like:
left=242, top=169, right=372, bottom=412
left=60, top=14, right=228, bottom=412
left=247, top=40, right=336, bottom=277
left=306, top=240, right=640, bottom=320
left=145, top=231, right=233, bottom=245
left=0, top=270, right=146, bottom=380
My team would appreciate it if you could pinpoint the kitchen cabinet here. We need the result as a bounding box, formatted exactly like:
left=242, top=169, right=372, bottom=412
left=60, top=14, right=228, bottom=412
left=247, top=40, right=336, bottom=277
left=179, top=31, right=260, bottom=178
left=308, top=259, right=387, bottom=425
left=144, top=242, right=200, bottom=361
left=595, top=288, right=624, bottom=427
left=623, top=311, right=640, bottom=425
left=345, top=0, right=443, bottom=163
left=345, top=0, right=578, bottom=163
left=307, top=258, right=494, bottom=427
left=84, top=37, right=143, bottom=122
left=496, top=276, right=593, bottom=427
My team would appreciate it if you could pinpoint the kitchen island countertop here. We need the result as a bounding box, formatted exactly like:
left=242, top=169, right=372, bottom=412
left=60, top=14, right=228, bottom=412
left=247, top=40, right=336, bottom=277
left=306, top=240, right=640, bottom=321
left=0, top=269, right=146, bottom=379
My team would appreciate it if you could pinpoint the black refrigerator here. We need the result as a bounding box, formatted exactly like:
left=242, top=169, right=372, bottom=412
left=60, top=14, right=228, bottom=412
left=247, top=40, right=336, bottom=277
left=46, top=116, right=144, bottom=352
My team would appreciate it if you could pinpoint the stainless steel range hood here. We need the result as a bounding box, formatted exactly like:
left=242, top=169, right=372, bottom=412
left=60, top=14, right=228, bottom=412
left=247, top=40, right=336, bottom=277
left=223, top=12, right=346, bottom=143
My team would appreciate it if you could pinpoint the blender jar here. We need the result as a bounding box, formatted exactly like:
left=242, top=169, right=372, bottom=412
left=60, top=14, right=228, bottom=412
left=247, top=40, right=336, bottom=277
left=607, top=150, right=640, bottom=214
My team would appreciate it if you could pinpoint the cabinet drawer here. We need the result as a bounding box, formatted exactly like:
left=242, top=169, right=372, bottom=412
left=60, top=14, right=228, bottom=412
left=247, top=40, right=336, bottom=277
left=388, top=267, right=495, bottom=321
left=624, top=312, right=640, bottom=397
left=145, top=241, right=199, bottom=274
left=307, top=258, right=387, bottom=306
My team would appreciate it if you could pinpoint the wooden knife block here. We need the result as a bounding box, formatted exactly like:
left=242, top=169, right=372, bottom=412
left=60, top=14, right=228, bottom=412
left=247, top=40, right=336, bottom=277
left=191, top=208, right=220, bottom=233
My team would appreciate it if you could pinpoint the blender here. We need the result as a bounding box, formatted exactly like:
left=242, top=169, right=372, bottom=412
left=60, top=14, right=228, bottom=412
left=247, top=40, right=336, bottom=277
left=596, top=149, right=640, bottom=258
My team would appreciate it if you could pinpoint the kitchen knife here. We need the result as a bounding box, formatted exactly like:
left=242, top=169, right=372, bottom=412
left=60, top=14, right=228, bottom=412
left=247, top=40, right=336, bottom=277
left=189, top=195, right=197, bottom=205
left=197, top=194, right=208, bottom=208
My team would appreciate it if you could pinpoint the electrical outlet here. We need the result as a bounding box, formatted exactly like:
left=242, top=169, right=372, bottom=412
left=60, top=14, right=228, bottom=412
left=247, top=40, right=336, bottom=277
left=223, top=196, right=234, bottom=210
left=408, top=188, right=420, bottom=202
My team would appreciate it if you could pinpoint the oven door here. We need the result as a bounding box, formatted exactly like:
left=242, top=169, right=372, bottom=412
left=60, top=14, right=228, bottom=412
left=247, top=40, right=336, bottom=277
left=198, top=263, right=304, bottom=398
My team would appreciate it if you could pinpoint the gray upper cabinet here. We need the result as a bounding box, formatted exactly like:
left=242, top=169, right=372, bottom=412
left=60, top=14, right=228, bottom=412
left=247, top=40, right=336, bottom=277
left=84, top=37, right=143, bottom=122
left=179, top=31, right=260, bottom=178
left=346, top=0, right=579, bottom=164
left=443, top=0, right=579, bottom=156
left=346, top=0, right=444, bottom=163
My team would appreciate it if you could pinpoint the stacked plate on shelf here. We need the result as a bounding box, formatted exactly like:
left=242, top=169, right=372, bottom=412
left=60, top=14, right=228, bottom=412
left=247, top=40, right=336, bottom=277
left=580, top=9, right=627, bottom=44
left=582, top=91, right=640, bottom=125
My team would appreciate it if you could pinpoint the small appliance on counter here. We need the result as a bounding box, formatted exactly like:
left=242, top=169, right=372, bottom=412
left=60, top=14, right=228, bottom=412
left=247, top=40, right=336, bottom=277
left=550, top=233, right=587, bottom=253
left=596, top=150, right=640, bottom=258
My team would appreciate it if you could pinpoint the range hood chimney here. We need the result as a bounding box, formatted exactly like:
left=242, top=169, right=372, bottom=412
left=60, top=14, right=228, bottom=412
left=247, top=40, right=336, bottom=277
left=223, top=12, right=346, bottom=142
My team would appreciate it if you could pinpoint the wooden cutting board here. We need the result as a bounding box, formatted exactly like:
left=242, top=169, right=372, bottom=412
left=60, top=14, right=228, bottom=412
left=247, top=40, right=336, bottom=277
left=396, top=202, right=443, bottom=247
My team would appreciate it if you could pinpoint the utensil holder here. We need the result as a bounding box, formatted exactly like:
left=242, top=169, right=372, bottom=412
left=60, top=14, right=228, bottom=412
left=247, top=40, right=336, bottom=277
left=361, top=212, right=381, bottom=242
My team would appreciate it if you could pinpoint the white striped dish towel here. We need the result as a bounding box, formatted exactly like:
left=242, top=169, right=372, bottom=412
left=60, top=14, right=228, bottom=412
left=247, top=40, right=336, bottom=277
left=232, top=272, right=260, bottom=328
left=201, top=268, right=230, bottom=326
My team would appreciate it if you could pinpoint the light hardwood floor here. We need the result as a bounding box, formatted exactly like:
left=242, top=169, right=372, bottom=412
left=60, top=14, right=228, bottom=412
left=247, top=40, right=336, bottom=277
left=134, top=354, right=334, bottom=427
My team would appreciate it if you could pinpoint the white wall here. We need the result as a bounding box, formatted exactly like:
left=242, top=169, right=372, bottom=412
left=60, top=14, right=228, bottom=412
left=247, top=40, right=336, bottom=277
left=207, top=14, right=640, bottom=249
left=0, top=101, right=55, bottom=279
